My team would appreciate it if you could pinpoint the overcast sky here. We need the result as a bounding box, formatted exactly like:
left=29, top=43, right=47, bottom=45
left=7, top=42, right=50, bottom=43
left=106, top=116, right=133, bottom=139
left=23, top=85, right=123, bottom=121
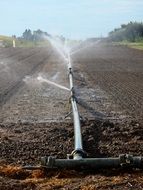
left=0, top=0, right=143, bottom=39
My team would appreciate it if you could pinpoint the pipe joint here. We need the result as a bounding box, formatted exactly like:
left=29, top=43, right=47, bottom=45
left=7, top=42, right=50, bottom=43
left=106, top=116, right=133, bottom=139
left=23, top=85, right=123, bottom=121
left=71, top=149, right=87, bottom=159
left=68, top=68, right=73, bottom=75
left=119, top=154, right=143, bottom=168
left=119, top=154, right=133, bottom=167
left=41, top=156, right=55, bottom=168
left=70, top=87, right=76, bottom=100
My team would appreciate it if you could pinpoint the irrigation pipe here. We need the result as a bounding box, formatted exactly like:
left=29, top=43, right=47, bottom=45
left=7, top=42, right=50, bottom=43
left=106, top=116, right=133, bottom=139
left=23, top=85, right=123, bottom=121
left=23, top=40, right=143, bottom=170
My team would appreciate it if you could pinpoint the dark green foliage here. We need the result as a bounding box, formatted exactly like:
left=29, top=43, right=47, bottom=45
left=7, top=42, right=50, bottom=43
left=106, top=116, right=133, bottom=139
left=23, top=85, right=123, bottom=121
left=22, top=29, right=33, bottom=41
left=22, top=29, right=50, bottom=41
left=33, top=29, right=50, bottom=41
left=109, top=22, right=143, bottom=42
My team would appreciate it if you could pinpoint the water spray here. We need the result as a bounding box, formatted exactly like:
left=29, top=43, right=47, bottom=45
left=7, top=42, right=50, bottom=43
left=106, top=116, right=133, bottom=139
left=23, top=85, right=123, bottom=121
left=23, top=37, right=143, bottom=170
left=37, top=75, right=70, bottom=91
left=70, top=40, right=100, bottom=56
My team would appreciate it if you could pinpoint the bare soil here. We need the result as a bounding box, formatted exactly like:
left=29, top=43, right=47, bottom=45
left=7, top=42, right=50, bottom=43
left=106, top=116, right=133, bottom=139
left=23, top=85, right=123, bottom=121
left=0, top=43, right=143, bottom=189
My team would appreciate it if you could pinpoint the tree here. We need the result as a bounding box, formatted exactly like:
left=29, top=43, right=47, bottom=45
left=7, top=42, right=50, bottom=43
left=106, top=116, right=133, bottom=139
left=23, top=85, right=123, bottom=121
left=109, top=22, right=143, bottom=42
left=22, top=29, right=33, bottom=40
left=21, top=29, right=50, bottom=41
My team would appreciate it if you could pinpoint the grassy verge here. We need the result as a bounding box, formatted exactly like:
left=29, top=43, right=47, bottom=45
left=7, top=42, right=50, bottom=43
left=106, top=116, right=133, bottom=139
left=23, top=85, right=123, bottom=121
left=0, top=35, right=13, bottom=47
left=114, top=41, right=143, bottom=50
left=15, top=40, right=50, bottom=47
left=0, top=35, right=50, bottom=47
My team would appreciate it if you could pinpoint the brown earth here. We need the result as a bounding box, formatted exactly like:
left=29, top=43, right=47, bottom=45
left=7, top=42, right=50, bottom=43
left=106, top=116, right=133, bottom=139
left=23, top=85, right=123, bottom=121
left=0, top=43, right=143, bottom=189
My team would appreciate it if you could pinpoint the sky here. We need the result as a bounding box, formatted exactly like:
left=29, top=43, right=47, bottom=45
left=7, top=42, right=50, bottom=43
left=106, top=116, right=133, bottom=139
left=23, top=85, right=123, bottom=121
left=0, top=0, right=143, bottom=39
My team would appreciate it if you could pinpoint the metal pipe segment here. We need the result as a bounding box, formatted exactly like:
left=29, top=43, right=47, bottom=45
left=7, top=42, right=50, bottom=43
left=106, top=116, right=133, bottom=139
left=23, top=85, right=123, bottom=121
left=67, top=52, right=85, bottom=159
left=40, top=154, right=143, bottom=169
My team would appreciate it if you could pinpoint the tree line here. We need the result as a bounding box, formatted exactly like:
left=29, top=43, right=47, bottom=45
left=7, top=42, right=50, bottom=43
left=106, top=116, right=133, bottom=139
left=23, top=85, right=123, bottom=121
left=109, top=22, right=143, bottom=42
left=20, top=29, right=50, bottom=41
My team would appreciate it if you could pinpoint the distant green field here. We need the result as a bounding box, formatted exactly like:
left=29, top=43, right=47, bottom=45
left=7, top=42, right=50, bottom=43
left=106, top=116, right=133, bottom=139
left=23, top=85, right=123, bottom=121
left=0, top=35, right=50, bottom=47
left=115, top=41, right=143, bottom=50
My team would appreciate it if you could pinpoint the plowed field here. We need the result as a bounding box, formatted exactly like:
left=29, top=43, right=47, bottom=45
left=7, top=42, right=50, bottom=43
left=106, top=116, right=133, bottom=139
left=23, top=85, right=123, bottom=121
left=0, top=43, right=143, bottom=189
